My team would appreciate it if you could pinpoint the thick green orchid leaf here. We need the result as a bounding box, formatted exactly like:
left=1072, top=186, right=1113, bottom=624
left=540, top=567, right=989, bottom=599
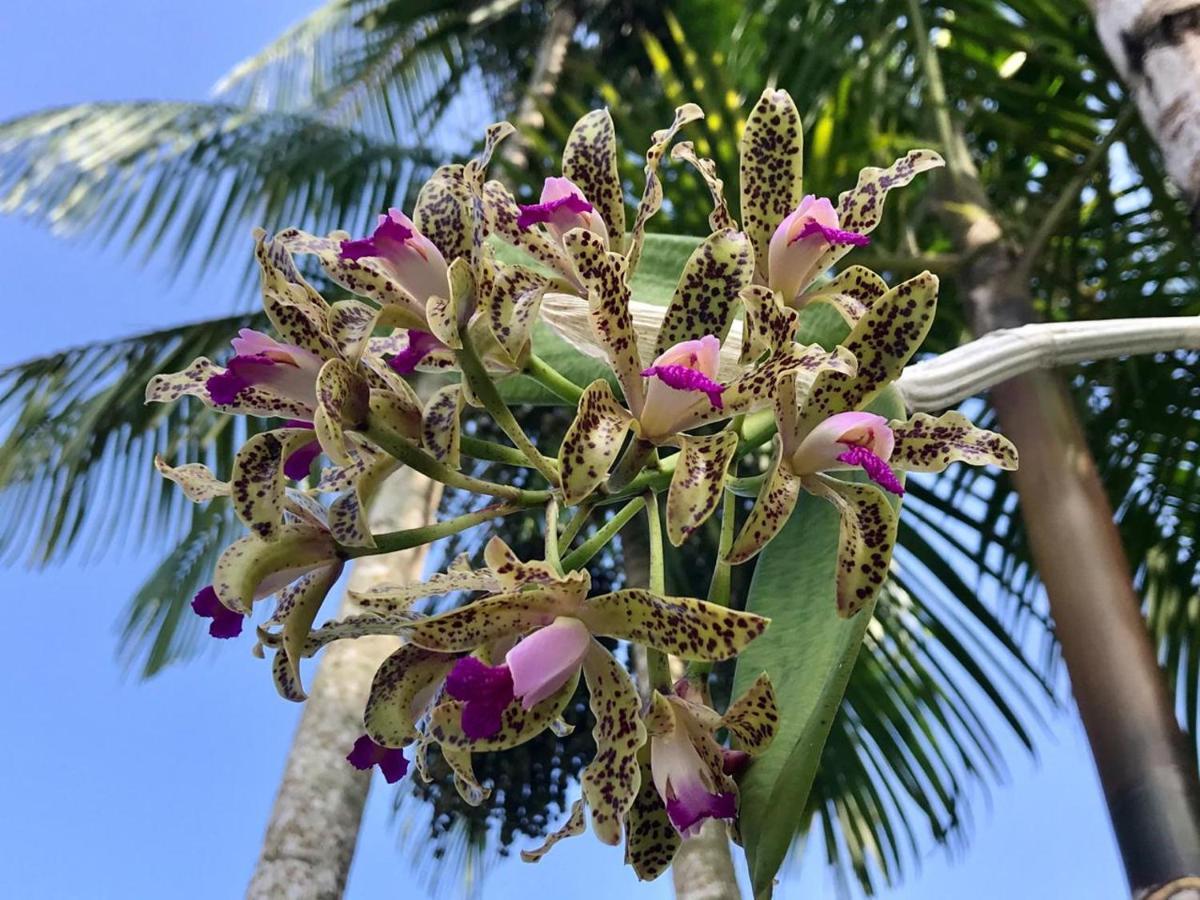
left=563, top=109, right=626, bottom=253
left=627, top=103, right=703, bottom=273
left=562, top=228, right=647, bottom=416
left=580, top=640, right=646, bottom=845
left=327, top=300, right=380, bottom=364
left=429, top=667, right=581, bottom=752
left=799, top=265, right=888, bottom=326
left=722, top=672, right=779, bottom=755
left=739, top=89, right=804, bottom=283
left=727, top=436, right=803, bottom=565
left=414, top=164, right=472, bottom=263
left=349, top=568, right=498, bottom=615
left=154, top=455, right=229, bottom=502
left=521, top=798, right=588, bottom=863
left=670, top=141, right=735, bottom=232
left=654, top=229, right=753, bottom=355
left=558, top=379, right=634, bottom=504
left=579, top=590, right=768, bottom=661
left=889, top=411, right=1019, bottom=472
left=666, top=431, right=738, bottom=547
left=274, top=561, right=342, bottom=701
left=421, top=383, right=463, bottom=467
left=812, top=149, right=946, bottom=274
left=402, top=590, right=578, bottom=653
left=739, top=285, right=800, bottom=364
left=732, top=385, right=905, bottom=897
left=314, top=358, right=369, bottom=466
left=795, top=271, right=938, bottom=436
left=230, top=427, right=314, bottom=540
left=364, top=644, right=457, bottom=746
left=144, top=356, right=310, bottom=419
left=624, top=755, right=680, bottom=881
left=213, top=523, right=337, bottom=614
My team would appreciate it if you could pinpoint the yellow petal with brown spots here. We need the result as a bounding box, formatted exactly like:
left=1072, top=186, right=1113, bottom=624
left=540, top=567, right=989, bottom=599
left=421, top=383, right=464, bottom=467
left=739, top=89, right=804, bottom=283
left=799, top=265, right=889, bottom=325
left=721, top=672, right=779, bottom=755
left=558, top=379, right=634, bottom=504
left=154, top=455, right=229, bottom=503
left=727, top=436, right=803, bottom=565
left=624, top=756, right=680, bottom=881
left=563, top=109, right=626, bottom=253
left=889, top=410, right=1018, bottom=473
left=365, top=644, right=458, bottom=746
left=521, top=798, right=588, bottom=863
left=670, top=141, right=735, bottom=232
left=739, top=285, right=800, bottom=364
left=231, top=427, right=318, bottom=540
left=145, top=356, right=311, bottom=419
left=401, top=590, right=581, bottom=653
left=414, top=164, right=473, bottom=263
left=666, top=431, right=738, bottom=547
left=655, top=229, right=753, bottom=356
left=213, top=523, right=339, bottom=614
left=627, top=103, right=704, bottom=273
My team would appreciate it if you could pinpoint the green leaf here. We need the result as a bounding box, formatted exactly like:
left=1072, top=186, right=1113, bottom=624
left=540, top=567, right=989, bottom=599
left=733, top=384, right=905, bottom=898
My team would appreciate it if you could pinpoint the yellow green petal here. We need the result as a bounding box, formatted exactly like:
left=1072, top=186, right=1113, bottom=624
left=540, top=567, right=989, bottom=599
left=483, top=536, right=592, bottom=596
left=327, top=299, right=380, bottom=363
left=722, top=672, right=779, bottom=755
left=402, top=590, right=581, bottom=653
left=273, top=562, right=342, bottom=701
left=314, top=358, right=370, bottom=466
left=214, top=523, right=338, bottom=614
left=627, top=103, right=704, bottom=272
left=889, top=410, right=1019, bottom=472
left=365, top=644, right=457, bottom=745
left=154, top=455, right=229, bottom=503
left=655, top=229, right=753, bottom=356
left=521, top=798, right=588, bottom=863
left=727, top=436, right=803, bottom=565
left=799, top=265, right=889, bottom=325
left=624, top=756, right=680, bottom=881
left=414, top=164, right=473, bottom=263
left=666, top=431, right=738, bottom=547
left=563, top=109, right=626, bottom=252
left=231, top=427, right=317, bottom=540
left=739, top=285, right=800, bottom=364
left=670, top=141, right=735, bottom=232
left=558, top=379, right=634, bottom=504
left=421, top=383, right=464, bottom=467
left=739, top=89, right=804, bottom=282
left=145, top=357, right=310, bottom=419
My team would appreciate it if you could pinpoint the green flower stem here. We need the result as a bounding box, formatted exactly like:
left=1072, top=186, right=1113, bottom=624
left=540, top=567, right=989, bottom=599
left=460, top=435, right=556, bottom=473
left=606, top=437, right=658, bottom=493
left=525, top=354, right=585, bottom=405
left=560, top=496, right=645, bottom=571
left=457, top=327, right=560, bottom=485
left=643, top=491, right=673, bottom=693
left=726, top=474, right=766, bottom=497
left=342, top=501, right=520, bottom=558
left=363, top=417, right=551, bottom=505
left=558, top=500, right=594, bottom=548
left=545, top=498, right=564, bottom=575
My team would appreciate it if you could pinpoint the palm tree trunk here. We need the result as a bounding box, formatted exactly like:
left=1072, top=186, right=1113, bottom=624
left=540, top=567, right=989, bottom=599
left=498, top=0, right=578, bottom=171
left=907, top=4, right=1200, bottom=891
left=246, top=468, right=442, bottom=899
left=1087, top=0, right=1200, bottom=228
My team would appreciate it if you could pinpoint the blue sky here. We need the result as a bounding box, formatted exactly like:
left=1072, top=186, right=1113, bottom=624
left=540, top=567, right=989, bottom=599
left=0, top=3, right=1126, bottom=897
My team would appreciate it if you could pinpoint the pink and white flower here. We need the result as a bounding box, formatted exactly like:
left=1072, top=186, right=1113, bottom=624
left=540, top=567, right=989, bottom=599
left=768, top=195, right=869, bottom=303
left=340, top=208, right=451, bottom=304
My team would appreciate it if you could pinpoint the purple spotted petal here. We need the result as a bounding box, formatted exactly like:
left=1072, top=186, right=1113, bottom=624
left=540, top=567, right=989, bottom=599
left=283, top=438, right=322, bottom=480
left=640, top=364, right=725, bottom=410
left=387, top=330, right=443, bottom=375
left=517, top=193, right=594, bottom=230
left=836, top=445, right=905, bottom=495
left=665, top=782, right=738, bottom=836
left=340, top=215, right=414, bottom=261
left=191, top=585, right=244, bottom=639
left=346, top=734, right=409, bottom=783
left=793, top=220, right=870, bottom=247
left=445, top=656, right=515, bottom=740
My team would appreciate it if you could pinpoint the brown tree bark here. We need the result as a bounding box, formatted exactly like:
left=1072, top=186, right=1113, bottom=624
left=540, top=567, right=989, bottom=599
left=246, top=469, right=442, bottom=899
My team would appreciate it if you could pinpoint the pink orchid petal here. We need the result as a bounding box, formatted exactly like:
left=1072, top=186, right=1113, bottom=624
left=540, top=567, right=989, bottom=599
left=638, top=335, right=725, bottom=437
left=340, top=208, right=449, bottom=302
left=505, top=616, right=591, bottom=709
left=768, top=194, right=867, bottom=301
left=790, top=411, right=894, bottom=475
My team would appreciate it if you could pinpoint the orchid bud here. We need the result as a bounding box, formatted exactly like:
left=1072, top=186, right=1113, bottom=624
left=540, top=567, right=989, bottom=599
left=768, top=195, right=869, bottom=303
left=340, top=208, right=451, bottom=304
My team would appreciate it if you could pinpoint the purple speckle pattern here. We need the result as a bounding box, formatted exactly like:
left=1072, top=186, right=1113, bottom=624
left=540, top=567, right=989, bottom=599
left=516, top=193, right=594, bottom=231
left=340, top=215, right=414, bottom=261
left=793, top=220, right=871, bottom=247
left=640, top=364, right=725, bottom=410
left=445, top=656, right=515, bottom=740
left=191, top=585, right=244, bottom=639
left=837, top=445, right=905, bottom=495
left=346, top=734, right=410, bottom=783
left=387, top=330, right=443, bottom=375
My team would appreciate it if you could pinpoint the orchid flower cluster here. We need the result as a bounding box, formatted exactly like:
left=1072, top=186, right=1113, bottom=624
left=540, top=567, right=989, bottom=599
left=147, top=89, right=1017, bottom=880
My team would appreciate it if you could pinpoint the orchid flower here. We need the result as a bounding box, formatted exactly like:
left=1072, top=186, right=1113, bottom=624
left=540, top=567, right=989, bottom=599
left=738, top=89, right=944, bottom=324
left=346, top=735, right=409, bottom=784
left=727, top=271, right=1018, bottom=616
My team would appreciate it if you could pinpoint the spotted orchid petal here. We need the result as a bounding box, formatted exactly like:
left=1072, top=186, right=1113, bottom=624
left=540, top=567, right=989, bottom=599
left=326, top=452, right=400, bottom=548
left=803, top=473, right=900, bottom=617
left=349, top=567, right=500, bottom=616
left=639, top=335, right=725, bottom=439
left=253, top=231, right=336, bottom=336
left=651, top=699, right=737, bottom=837
left=578, top=590, right=768, bottom=661
left=146, top=356, right=312, bottom=419
left=482, top=179, right=575, bottom=278
left=768, top=195, right=869, bottom=302
left=420, top=383, right=464, bottom=468
left=423, top=256, right=473, bottom=351
left=666, top=431, right=738, bottom=547
left=655, top=229, right=754, bottom=356
left=727, top=435, right=803, bottom=565
left=721, top=673, right=779, bottom=755
left=810, top=149, right=945, bottom=275
left=429, top=665, right=581, bottom=753
left=229, top=428, right=320, bottom=540
left=740, top=89, right=805, bottom=283
left=558, top=379, right=634, bottom=504
left=794, top=271, right=939, bottom=437
left=799, top=265, right=889, bottom=325
left=483, top=535, right=593, bottom=595
left=580, top=639, right=647, bottom=845
left=670, top=142, right=735, bottom=232
left=260, top=612, right=421, bottom=660
left=314, top=358, right=370, bottom=466
left=739, top=285, right=800, bottom=364
left=627, top=103, right=704, bottom=273
left=401, top=590, right=581, bottom=654
left=522, top=798, right=588, bottom=863
left=413, top=164, right=473, bottom=263
left=154, top=456, right=229, bottom=503
left=366, top=386, right=423, bottom=449
left=347, top=735, right=410, bottom=784
left=272, top=560, right=344, bottom=701
left=888, top=411, right=1019, bottom=473
left=362, top=648, right=456, bottom=748
left=191, top=585, right=244, bottom=639
left=482, top=264, right=547, bottom=364
left=562, top=228, right=647, bottom=416
left=213, top=522, right=341, bottom=615
left=624, top=755, right=682, bottom=880
left=562, top=109, right=626, bottom=248
left=327, top=300, right=381, bottom=363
